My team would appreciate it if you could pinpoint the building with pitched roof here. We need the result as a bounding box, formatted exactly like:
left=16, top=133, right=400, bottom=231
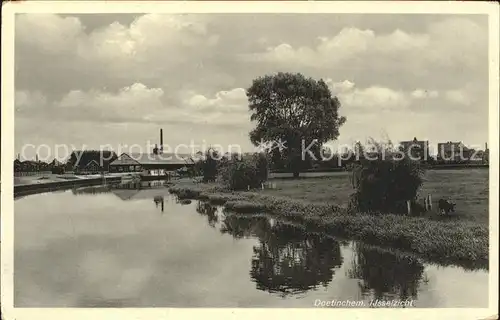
left=109, top=129, right=198, bottom=175
left=109, top=152, right=196, bottom=175
left=67, top=150, right=118, bottom=172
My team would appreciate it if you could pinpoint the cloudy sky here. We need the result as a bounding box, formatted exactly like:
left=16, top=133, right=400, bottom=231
left=14, top=13, right=489, bottom=160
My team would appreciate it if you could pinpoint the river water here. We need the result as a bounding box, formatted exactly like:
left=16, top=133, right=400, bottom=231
left=14, top=182, right=488, bottom=308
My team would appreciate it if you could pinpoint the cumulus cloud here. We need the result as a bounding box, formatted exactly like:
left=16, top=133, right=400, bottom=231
left=243, top=17, right=487, bottom=74
left=180, top=88, right=251, bottom=126
left=17, top=13, right=214, bottom=55
left=15, top=85, right=252, bottom=127
left=15, top=90, right=48, bottom=111
left=56, top=83, right=165, bottom=122
left=329, top=80, right=355, bottom=93
left=322, top=78, right=487, bottom=148
left=16, top=83, right=167, bottom=123
left=326, top=79, right=483, bottom=116
left=342, top=86, right=410, bottom=110
left=326, top=79, right=443, bottom=111
left=445, top=90, right=471, bottom=105
left=185, top=88, right=247, bottom=112
left=443, top=82, right=485, bottom=107
left=411, top=89, right=439, bottom=99
left=16, top=14, right=85, bottom=54
left=16, top=13, right=218, bottom=81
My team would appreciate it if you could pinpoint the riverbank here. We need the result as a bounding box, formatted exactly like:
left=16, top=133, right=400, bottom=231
left=14, top=176, right=123, bottom=198
left=167, top=179, right=489, bottom=270
left=14, top=172, right=137, bottom=186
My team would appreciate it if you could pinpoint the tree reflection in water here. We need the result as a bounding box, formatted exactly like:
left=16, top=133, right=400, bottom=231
left=220, top=214, right=269, bottom=238
left=219, top=212, right=343, bottom=297
left=250, top=223, right=343, bottom=297
left=348, top=242, right=425, bottom=301
left=196, top=201, right=425, bottom=300
left=196, top=201, right=220, bottom=228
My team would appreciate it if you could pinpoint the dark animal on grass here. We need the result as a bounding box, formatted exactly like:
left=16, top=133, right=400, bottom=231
left=438, top=199, right=456, bottom=215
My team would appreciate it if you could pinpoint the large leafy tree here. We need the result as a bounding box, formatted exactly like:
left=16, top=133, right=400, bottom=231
left=247, top=72, right=346, bottom=177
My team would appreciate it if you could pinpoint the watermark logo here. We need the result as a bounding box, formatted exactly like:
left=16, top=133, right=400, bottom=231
left=254, top=138, right=288, bottom=153
left=16, top=138, right=487, bottom=167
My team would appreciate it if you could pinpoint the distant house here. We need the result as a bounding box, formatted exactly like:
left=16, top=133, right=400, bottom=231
left=108, top=153, right=143, bottom=173
left=109, top=152, right=196, bottom=175
left=83, top=160, right=101, bottom=174
left=437, top=141, right=474, bottom=163
left=399, top=137, right=430, bottom=161
left=19, top=160, right=41, bottom=172
left=67, top=150, right=118, bottom=173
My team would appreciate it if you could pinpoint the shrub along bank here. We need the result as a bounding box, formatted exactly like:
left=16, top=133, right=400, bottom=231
left=168, top=182, right=489, bottom=270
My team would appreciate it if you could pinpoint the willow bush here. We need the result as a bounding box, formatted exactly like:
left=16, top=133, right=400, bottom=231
left=200, top=148, right=220, bottom=182
left=349, top=139, right=425, bottom=215
left=218, top=153, right=269, bottom=191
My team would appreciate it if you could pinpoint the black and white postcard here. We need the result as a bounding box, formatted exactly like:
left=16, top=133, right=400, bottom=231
left=1, top=1, right=499, bottom=320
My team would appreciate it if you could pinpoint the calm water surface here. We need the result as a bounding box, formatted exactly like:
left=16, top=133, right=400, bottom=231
left=14, top=183, right=488, bottom=307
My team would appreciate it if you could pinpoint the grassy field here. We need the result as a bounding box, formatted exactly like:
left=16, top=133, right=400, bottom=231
left=419, top=169, right=489, bottom=224
left=168, top=168, right=489, bottom=269
left=262, top=168, right=489, bottom=225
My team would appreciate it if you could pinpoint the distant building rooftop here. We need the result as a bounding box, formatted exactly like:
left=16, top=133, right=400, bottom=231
left=110, top=152, right=197, bottom=166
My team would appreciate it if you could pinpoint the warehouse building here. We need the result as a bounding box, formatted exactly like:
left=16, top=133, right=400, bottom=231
left=109, top=152, right=195, bottom=175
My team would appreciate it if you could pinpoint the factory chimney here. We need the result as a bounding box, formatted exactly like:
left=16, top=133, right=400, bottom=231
left=160, top=128, right=163, bottom=154
left=485, top=142, right=488, bottom=150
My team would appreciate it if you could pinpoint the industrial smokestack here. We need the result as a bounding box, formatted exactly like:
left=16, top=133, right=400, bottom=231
left=160, top=128, right=163, bottom=153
